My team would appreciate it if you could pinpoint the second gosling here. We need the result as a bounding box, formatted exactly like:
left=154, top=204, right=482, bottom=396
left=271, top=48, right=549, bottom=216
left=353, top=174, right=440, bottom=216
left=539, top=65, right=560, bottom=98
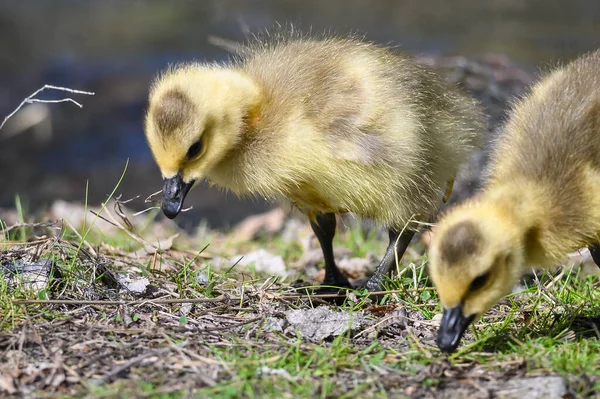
left=145, top=33, right=483, bottom=292
left=428, top=50, right=600, bottom=352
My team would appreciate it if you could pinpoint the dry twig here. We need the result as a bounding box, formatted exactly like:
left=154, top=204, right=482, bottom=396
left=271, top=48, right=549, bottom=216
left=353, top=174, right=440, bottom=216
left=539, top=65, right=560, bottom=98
left=0, top=85, right=95, bottom=132
left=97, top=342, right=186, bottom=384
left=134, top=189, right=193, bottom=217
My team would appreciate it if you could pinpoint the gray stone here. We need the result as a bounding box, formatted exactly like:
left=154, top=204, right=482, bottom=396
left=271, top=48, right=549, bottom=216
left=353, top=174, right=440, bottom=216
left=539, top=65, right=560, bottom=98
left=492, top=376, right=567, bottom=399
left=285, top=306, right=367, bottom=341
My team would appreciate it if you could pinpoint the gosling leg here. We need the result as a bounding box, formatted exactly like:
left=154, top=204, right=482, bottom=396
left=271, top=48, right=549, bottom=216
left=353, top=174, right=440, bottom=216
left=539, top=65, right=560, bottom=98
left=365, top=228, right=415, bottom=292
left=310, top=212, right=352, bottom=289
left=588, top=243, right=600, bottom=268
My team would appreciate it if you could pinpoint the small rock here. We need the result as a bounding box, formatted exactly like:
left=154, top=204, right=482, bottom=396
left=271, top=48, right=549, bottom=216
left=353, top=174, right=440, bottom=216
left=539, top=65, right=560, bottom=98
left=118, top=275, right=149, bottom=294
left=143, top=233, right=178, bottom=254
left=50, top=200, right=118, bottom=234
left=431, top=313, right=443, bottom=326
left=204, top=256, right=228, bottom=269
left=280, top=218, right=307, bottom=244
left=179, top=303, right=192, bottom=316
left=267, top=317, right=285, bottom=332
left=285, top=306, right=367, bottom=341
left=440, top=387, right=489, bottom=399
left=232, top=249, right=287, bottom=277
left=0, top=259, right=56, bottom=292
left=338, top=255, right=375, bottom=276
left=233, top=208, right=285, bottom=241
left=568, top=247, right=591, bottom=264
left=298, top=247, right=353, bottom=268
left=492, top=376, right=567, bottom=399
left=258, top=367, right=292, bottom=379
left=196, top=270, right=210, bottom=284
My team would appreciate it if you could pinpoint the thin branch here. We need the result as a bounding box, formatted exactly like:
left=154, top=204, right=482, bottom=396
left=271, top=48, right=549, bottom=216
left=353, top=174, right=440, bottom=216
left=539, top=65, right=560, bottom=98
left=26, top=98, right=84, bottom=106
left=1, top=84, right=95, bottom=131
left=144, top=190, right=163, bottom=203
left=62, top=218, right=98, bottom=257
left=112, top=195, right=135, bottom=231
left=137, top=189, right=193, bottom=216
left=117, top=195, right=140, bottom=205
left=0, top=221, right=61, bottom=234
left=132, top=206, right=161, bottom=217
left=89, top=208, right=153, bottom=250
left=97, top=342, right=186, bottom=384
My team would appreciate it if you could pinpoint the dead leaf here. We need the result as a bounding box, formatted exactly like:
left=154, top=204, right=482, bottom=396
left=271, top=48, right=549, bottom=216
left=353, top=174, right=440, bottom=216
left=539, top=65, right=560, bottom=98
left=233, top=208, right=285, bottom=241
left=144, top=233, right=179, bottom=254
left=232, top=249, right=288, bottom=277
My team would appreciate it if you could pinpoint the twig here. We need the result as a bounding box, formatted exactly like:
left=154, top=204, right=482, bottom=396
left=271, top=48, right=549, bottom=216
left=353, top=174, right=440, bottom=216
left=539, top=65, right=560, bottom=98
left=183, top=347, right=280, bottom=366
left=533, top=270, right=563, bottom=305
left=89, top=206, right=157, bottom=251
left=0, top=221, right=61, bottom=234
left=1, top=85, right=95, bottom=131
left=161, top=333, right=217, bottom=386
left=62, top=218, right=97, bottom=257
left=97, top=342, right=186, bottom=384
left=112, top=195, right=135, bottom=231
left=132, top=207, right=161, bottom=217
left=354, top=314, right=401, bottom=339
left=117, top=195, right=140, bottom=205
left=88, top=210, right=119, bottom=228
left=0, top=238, right=55, bottom=246
left=137, top=189, right=193, bottom=216
left=193, top=316, right=264, bottom=332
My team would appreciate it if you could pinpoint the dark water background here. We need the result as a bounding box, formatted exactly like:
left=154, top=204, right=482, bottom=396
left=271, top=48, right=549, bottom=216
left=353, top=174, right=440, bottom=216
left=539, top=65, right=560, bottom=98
left=1, top=0, right=599, bottom=229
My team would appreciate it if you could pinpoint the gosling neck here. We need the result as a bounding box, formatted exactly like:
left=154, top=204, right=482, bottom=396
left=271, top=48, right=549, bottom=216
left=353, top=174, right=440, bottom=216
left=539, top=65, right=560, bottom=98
left=206, top=112, right=265, bottom=195
left=482, top=179, right=551, bottom=266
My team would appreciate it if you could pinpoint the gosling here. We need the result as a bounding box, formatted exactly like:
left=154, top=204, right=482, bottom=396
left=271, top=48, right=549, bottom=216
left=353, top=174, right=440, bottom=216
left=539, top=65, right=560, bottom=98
left=428, top=50, right=600, bottom=353
left=145, top=32, right=483, bottom=292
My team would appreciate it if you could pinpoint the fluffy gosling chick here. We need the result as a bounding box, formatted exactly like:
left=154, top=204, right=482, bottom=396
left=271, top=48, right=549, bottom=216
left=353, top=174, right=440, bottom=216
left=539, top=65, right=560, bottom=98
left=145, top=33, right=483, bottom=291
left=428, top=49, right=600, bottom=352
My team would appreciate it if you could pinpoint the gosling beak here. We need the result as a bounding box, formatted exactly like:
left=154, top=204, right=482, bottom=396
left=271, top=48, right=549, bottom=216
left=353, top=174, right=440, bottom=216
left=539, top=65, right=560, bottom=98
left=162, top=174, right=194, bottom=219
left=436, top=304, right=475, bottom=353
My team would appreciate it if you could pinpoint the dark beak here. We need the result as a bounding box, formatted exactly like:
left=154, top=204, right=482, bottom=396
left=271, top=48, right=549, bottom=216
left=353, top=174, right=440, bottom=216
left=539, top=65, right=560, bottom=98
left=161, top=174, right=194, bottom=219
left=436, top=304, right=475, bottom=353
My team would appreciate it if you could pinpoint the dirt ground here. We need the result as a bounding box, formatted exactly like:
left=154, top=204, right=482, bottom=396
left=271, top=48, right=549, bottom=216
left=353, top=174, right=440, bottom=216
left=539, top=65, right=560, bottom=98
left=1, top=204, right=598, bottom=398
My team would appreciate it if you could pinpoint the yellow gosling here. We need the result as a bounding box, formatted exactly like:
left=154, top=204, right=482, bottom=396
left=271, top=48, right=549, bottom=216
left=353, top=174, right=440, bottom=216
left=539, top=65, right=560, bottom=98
left=145, top=31, right=483, bottom=292
left=428, top=50, right=600, bottom=352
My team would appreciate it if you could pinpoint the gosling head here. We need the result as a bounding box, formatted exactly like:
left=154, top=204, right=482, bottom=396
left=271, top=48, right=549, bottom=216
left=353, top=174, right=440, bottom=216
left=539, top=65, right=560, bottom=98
left=144, top=65, right=262, bottom=219
left=428, top=206, right=525, bottom=352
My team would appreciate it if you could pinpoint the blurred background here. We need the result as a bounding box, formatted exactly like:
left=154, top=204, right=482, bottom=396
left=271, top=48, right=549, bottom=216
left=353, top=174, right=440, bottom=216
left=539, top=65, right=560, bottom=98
left=1, top=0, right=599, bottom=231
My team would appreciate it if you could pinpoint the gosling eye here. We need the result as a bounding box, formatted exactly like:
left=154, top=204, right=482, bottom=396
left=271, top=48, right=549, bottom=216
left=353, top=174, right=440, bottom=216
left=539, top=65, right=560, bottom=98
left=468, top=271, right=490, bottom=292
left=186, top=140, right=203, bottom=159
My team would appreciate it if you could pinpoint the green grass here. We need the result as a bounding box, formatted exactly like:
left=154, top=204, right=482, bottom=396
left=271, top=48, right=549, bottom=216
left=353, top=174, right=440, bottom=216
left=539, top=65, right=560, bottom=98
left=2, top=199, right=600, bottom=397
left=334, top=222, right=384, bottom=259
left=79, top=332, right=401, bottom=399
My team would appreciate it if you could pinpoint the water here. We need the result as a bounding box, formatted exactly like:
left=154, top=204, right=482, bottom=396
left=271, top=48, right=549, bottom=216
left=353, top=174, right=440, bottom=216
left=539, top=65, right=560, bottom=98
left=1, top=0, right=599, bottom=228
